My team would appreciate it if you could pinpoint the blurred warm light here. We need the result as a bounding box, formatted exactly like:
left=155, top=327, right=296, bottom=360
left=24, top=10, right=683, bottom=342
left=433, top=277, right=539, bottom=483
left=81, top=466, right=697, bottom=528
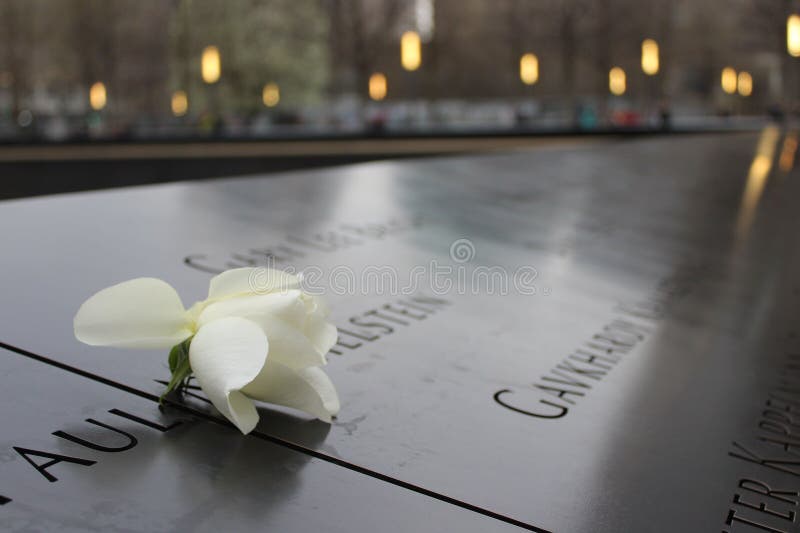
left=750, top=125, right=778, bottom=180
left=749, top=155, right=771, bottom=181
left=401, top=31, right=421, bottom=71
left=171, top=90, right=188, bottom=116
left=202, top=46, right=221, bottom=84
left=519, top=53, right=539, bottom=85
left=779, top=132, right=798, bottom=172
left=609, top=67, right=626, bottom=96
left=737, top=71, right=752, bottom=97
left=369, top=73, right=387, bottom=101
left=737, top=125, right=780, bottom=237
left=721, top=67, right=737, bottom=94
left=262, top=83, right=280, bottom=107
left=89, top=82, right=107, bottom=110
left=788, top=15, right=800, bottom=57
left=641, top=39, right=659, bottom=75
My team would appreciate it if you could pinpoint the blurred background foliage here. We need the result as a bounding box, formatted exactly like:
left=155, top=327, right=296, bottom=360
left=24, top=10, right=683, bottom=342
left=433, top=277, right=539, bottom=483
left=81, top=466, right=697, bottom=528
left=0, top=0, right=798, bottom=140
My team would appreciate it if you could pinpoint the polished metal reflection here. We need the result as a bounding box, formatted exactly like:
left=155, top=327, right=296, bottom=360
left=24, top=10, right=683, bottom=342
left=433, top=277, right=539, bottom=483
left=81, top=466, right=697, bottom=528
left=1, top=131, right=799, bottom=532
left=736, top=125, right=780, bottom=239
left=779, top=131, right=798, bottom=173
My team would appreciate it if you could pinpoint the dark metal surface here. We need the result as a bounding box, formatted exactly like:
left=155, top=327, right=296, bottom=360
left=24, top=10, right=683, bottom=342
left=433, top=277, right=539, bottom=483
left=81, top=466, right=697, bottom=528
left=0, top=135, right=596, bottom=200
left=0, top=350, right=522, bottom=532
left=1, top=130, right=799, bottom=532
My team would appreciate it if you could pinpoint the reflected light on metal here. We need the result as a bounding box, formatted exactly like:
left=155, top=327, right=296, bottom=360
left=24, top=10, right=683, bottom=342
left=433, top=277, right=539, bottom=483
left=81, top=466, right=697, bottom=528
left=171, top=90, right=188, bottom=117
left=609, top=67, right=626, bottom=96
left=519, top=53, right=539, bottom=85
left=788, top=15, right=800, bottom=57
left=401, top=31, right=421, bottom=71
left=369, top=73, right=387, bottom=101
left=262, top=83, right=280, bottom=107
left=641, top=39, right=659, bottom=75
left=737, top=125, right=780, bottom=238
left=89, top=82, right=107, bottom=111
left=201, top=46, right=221, bottom=84
left=721, top=67, right=737, bottom=94
left=779, top=132, right=798, bottom=173
left=737, top=71, right=752, bottom=97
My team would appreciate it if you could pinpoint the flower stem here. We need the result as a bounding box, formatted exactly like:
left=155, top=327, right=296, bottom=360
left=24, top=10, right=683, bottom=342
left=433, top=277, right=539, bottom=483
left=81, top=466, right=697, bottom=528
left=160, top=336, right=193, bottom=405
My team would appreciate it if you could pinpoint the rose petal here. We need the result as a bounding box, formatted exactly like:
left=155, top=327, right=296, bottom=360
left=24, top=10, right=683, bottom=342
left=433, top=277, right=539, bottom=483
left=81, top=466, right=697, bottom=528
left=198, top=291, right=306, bottom=330
left=242, top=361, right=340, bottom=422
left=259, top=318, right=327, bottom=369
left=306, top=319, right=338, bottom=356
left=302, top=294, right=338, bottom=355
left=189, top=317, right=268, bottom=434
left=208, top=267, right=300, bottom=300
left=74, top=278, right=192, bottom=349
left=198, top=291, right=326, bottom=369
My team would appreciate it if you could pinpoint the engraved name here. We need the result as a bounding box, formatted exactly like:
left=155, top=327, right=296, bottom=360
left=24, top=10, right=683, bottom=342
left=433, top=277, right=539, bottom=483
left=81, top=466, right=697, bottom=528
left=183, top=217, right=423, bottom=274
left=329, top=295, right=451, bottom=356
left=492, top=265, right=702, bottom=420
left=723, top=351, right=800, bottom=532
left=8, top=407, right=183, bottom=499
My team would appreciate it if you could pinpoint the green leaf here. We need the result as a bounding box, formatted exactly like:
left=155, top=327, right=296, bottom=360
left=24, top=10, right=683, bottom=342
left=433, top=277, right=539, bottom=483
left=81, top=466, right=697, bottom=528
left=168, top=343, right=182, bottom=373
left=160, top=336, right=193, bottom=405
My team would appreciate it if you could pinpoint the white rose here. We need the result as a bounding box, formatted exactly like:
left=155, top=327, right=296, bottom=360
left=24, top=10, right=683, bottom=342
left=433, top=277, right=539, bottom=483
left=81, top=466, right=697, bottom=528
left=73, top=267, right=339, bottom=434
